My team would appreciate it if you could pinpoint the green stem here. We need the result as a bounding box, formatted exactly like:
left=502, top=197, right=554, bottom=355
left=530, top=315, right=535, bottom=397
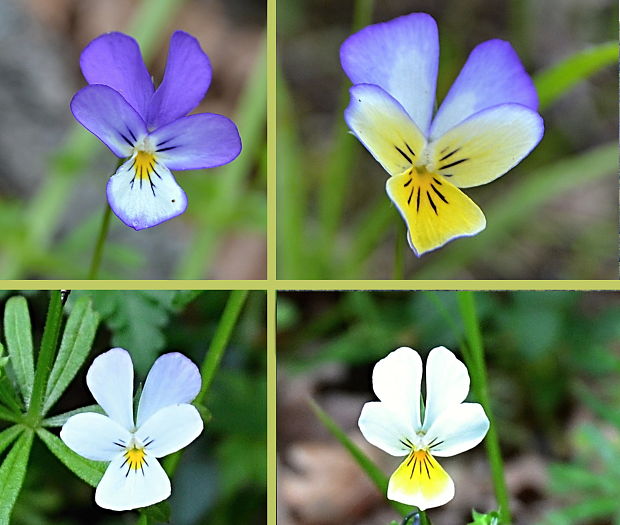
left=420, top=511, right=431, bottom=525
left=457, top=292, right=512, bottom=524
left=87, top=203, right=112, bottom=280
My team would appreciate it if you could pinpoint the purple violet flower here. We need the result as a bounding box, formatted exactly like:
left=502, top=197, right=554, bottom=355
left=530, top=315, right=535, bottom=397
left=71, top=31, right=242, bottom=230
left=340, top=13, right=544, bottom=256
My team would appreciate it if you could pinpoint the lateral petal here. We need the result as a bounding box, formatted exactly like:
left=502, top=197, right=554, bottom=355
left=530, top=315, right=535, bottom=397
left=106, top=155, right=187, bottom=230
left=80, top=32, right=154, bottom=119
left=430, top=39, right=539, bottom=140
left=149, top=113, right=242, bottom=171
left=147, top=31, right=212, bottom=129
left=61, top=412, right=131, bottom=461
left=386, top=171, right=486, bottom=256
left=341, top=13, right=439, bottom=134
left=71, top=85, right=147, bottom=158
left=358, top=401, right=412, bottom=457
left=86, top=348, right=135, bottom=430
left=344, top=84, right=427, bottom=177
left=429, top=103, right=544, bottom=188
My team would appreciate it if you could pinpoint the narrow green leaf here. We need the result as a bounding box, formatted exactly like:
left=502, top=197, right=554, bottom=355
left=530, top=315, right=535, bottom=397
left=37, top=428, right=106, bottom=487
left=3, top=296, right=34, bottom=405
left=0, top=377, right=23, bottom=416
left=0, top=429, right=34, bottom=523
left=28, top=291, right=63, bottom=419
left=140, top=500, right=171, bottom=523
left=308, top=398, right=413, bottom=516
left=0, top=426, right=23, bottom=456
left=43, top=297, right=100, bottom=414
left=535, top=41, right=616, bottom=110
left=41, top=404, right=104, bottom=428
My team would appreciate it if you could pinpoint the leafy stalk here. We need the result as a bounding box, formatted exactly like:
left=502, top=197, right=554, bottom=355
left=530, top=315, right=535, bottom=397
left=87, top=203, right=113, bottom=279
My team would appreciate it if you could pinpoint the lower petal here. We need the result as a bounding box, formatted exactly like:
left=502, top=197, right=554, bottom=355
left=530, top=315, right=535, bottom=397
left=386, top=171, right=486, bottom=256
left=107, top=156, right=187, bottom=230
left=387, top=449, right=454, bottom=510
left=95, top=453, right=171, bottom=511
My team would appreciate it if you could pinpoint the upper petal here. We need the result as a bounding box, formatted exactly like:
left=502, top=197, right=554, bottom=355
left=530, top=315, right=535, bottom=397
left=149, top=113, right=242, bottom=171
left=146, top=31, right=212, bottom=129
left=80, top=32, right=154, bottom=119
left=428, top=103, right=544, bottom=188
left=341, top=13, right=439, bottom=134
left=95, top=453, right=170, bottom=511
left=425, top=402, right=490, bottom=457
left=86, top=348, right=135, bottom=430
left=430, top=39, right=539, bottom=140
left=137, top=404, right=203, bottom=458
left=136, top=352, right=201, bottom=427
left=372, top=347, right=423, bottom=431
left=344, top=84, right=427, bottom=177
left=107, top=155, right=188, bottom=230
left=358, top=401, right=412, bottom=457
left=60, top=412, right=131, bottom=461
left=71, top=85, right=147, bottom=158
left=422, top=347, right=470, bottom=430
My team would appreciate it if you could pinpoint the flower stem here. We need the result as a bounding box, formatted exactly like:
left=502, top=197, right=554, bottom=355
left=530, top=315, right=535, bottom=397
left=457, top=292, right=512, bottom=524
left=87, top=203, right=112, bottom=280
left=420, top=511, right=432, bottom=525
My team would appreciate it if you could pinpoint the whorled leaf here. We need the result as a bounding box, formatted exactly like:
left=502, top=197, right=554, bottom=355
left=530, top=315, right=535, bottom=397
left=3, top=296, right=34, bottom=405
left=0, top=428, right=34, bottom=523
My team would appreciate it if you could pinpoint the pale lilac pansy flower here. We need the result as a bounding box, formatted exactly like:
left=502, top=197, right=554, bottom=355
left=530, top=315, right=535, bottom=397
left=341, top=13, right=544, bottom=256
left=71, top=31, right=241, bottom=230
left=359, top=346, right=489, bottom=510
left=61, top=348, right=203, bottom=511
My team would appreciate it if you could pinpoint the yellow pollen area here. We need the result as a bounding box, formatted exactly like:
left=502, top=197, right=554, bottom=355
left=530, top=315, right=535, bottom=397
left=123, top=446, right=147, bottom=471
left=388, top=447, right=452, bottom=502
left=134, top=150, right=156, bottom=180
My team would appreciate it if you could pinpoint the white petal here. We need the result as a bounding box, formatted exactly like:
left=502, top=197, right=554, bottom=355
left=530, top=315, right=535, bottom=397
left=422, top=347, right=469, bottom=430
left=86, top=348, right=135, bottom=430
left=373, top=347, right=423, bottom=430
left=358, top=402, right=411, bottom=457
left=107, top=155, right=187, bottom=230
left=136, top=404, right=203, bottom=458
left=136, top=352, right=201, bottom=427
left=61, top=413, right=131, bottom=461
left=426, top=403, right=490, bottom=457
left=95, top=453, right=171, bottom=511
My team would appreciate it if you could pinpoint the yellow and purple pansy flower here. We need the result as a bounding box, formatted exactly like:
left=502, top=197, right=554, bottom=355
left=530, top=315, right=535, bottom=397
left=341, top=13, right=544, bottom=256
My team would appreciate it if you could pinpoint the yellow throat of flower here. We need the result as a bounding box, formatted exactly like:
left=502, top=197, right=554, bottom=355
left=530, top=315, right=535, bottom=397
left=123, top=445, right=148, bottom=472
left=134, top=151, right=156, bottom=181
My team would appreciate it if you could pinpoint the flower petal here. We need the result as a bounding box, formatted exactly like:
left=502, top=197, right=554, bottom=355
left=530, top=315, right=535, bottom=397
left=136, top=352, right=201, bottom=427
left=387, top=450, right=454, bottom=510
left=60, top=413, right=131, bottom=461
left=344, top=84, right=427, bottom=177
left=425, top=403, right=490, bottom=458
left=149, top=114, right=241, bottom=170
left=107, top=155, right=188, bottom=230
left=372, top=347, right=423, bottom=431
left=429, top=103, right=544, bottom=188
left=386, top=172, right=486, bottom=256
left=95, top=453, right=171, bottom=511
left=341, top=13, right=439, bottom=134
left=137, top=404, right=203, bottom=458
left=80, top=32, right=154, bottom=119
left=146, top=31, right=212, bottom=129
left=86, top=348, right=135, bottom=430
left=71, top=85, right=147, bottom=158
left=358, top=401, right=411, bottom=457
left=430, top=39, right=539, bottom=140
left=422, top=347, right=470, bottom=429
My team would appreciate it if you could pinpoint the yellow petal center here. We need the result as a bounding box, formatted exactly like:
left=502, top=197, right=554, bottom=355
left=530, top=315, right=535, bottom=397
left=134, top=151, right=156, bottom=181
left=123, top=446, right=147, bottom=472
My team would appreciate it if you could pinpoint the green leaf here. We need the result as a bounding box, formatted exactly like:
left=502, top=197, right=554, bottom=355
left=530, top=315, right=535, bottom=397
left=37, top=427, right=106, bottom=487
left=140, top=500, right=171, bottom=523
left=308, top=398, right=413, bottom=516
left=41, top=404, right=104, bottom=427
left=0, top=376, right=23, bottom=416
left=0, top=429, right=34, bottom=523
left=469, top=510, right=501, bottom=525
left=3, top=296, right=35, bottom=405
left=535, top=41, right=616, bottom=110
left=0, top=426, right=23, bottom=456
left=43, top=296, right=100, bottom=414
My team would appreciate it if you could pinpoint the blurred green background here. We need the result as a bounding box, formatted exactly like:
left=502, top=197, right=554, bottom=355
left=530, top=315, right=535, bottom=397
left=0, top=290, right=266, bottom=524
left=0, top=0, right=266, bottom=279
left=277, top=291, right=620, bottom=525
left=277, top=0, right=617, bottom=279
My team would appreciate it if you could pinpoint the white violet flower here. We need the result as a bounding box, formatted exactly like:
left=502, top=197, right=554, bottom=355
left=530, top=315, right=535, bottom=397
left=61, top=348, right=204, bottom=511
left=359, top=346, right=490, bottom=510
